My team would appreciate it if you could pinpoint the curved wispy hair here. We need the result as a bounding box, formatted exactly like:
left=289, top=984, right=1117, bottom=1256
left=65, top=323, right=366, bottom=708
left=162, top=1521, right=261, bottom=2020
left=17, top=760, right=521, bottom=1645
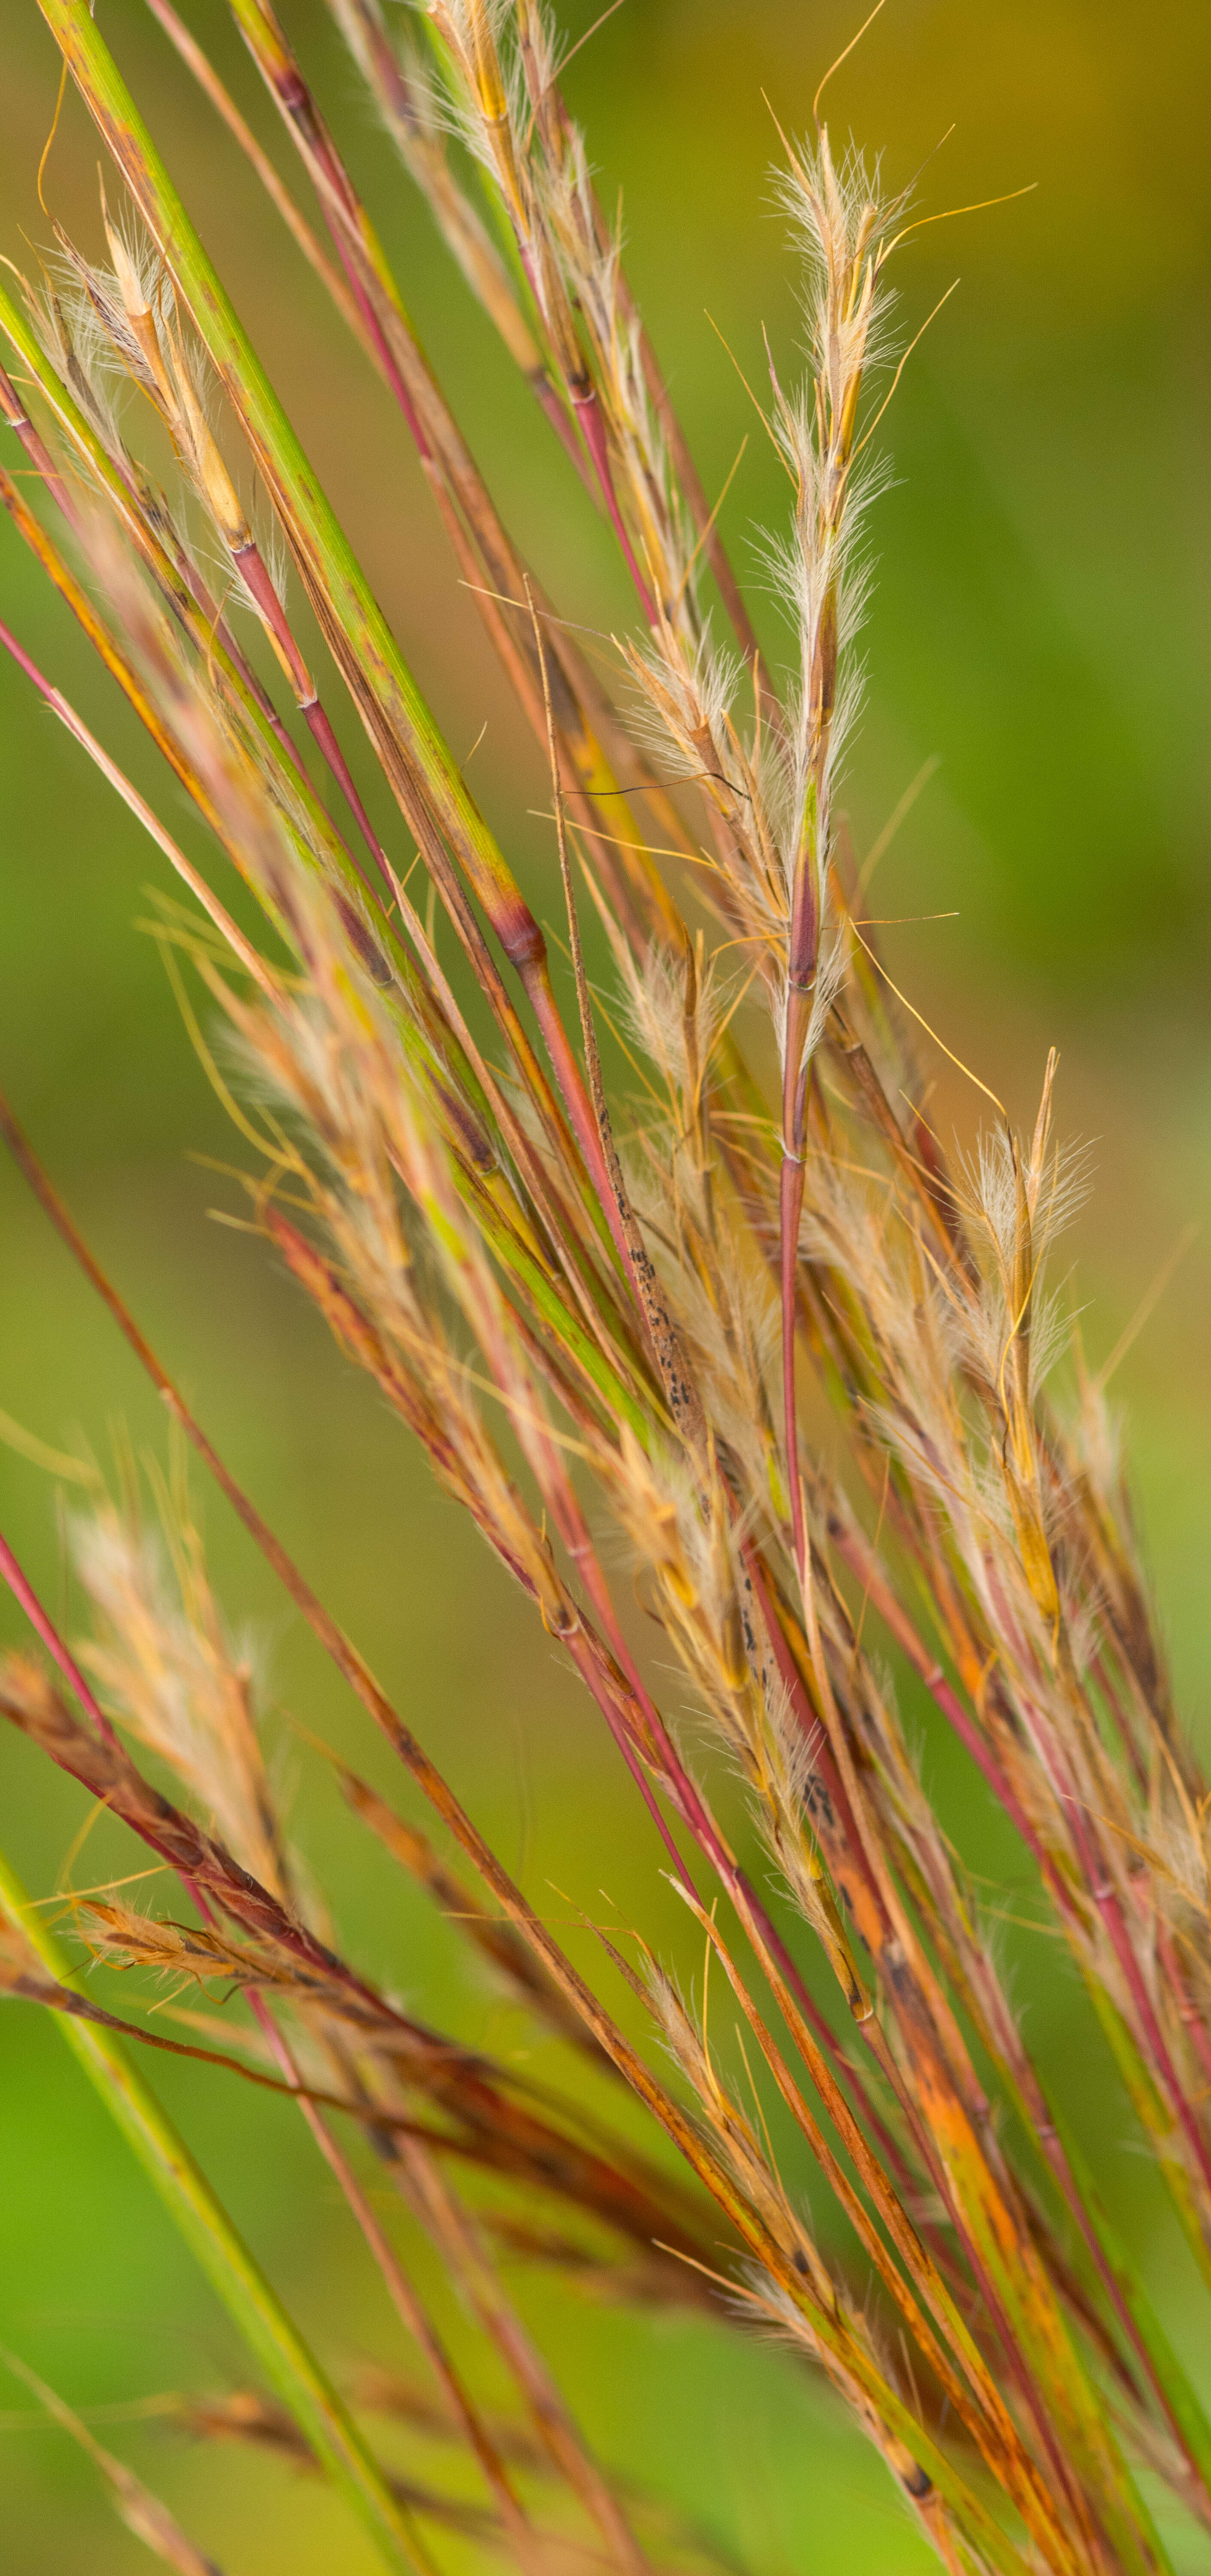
left=773, top=131, right=906, bottom=341
left=622, top=623, right=744, bottom=781
left=759, top=463, right=889, bottom=664
left=959, top=1125, right=1094, bottom=1273
left=612, top=939, right=728, bottom=1096
left=72, top=1497, right=291, bottom=1904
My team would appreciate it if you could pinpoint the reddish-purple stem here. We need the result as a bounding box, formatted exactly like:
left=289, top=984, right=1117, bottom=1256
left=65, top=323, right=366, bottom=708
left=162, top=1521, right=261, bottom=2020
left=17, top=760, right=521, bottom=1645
left=1065, top=1789, right=1211, bottom=2202
left=0, top=1532, right=118, bottom=1749
left=780, top=1148, right=808, bottom=1580
left=300, top=699, right=392, bottom=887
left=0, top=360, right=75, bottom=518
left=531, top=372, right=597, bottom=490
left=293, top=107, right=434, bottom=464
left=561, top=1627, right=699, bottom=1898
left=829, top=1513, right=1051, bottom=1873
left=571, top=386, right=659, bottom=629
left=0, top=1499, right=533, bottom=2518
left=233, top=537, right=395, bottom=893
left=0, top=614, right=56, bottom=702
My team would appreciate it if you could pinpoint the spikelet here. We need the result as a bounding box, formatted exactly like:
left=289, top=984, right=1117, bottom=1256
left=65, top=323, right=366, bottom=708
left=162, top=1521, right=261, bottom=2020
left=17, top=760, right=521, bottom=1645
left=72, top=1488, right=291, bottom=1902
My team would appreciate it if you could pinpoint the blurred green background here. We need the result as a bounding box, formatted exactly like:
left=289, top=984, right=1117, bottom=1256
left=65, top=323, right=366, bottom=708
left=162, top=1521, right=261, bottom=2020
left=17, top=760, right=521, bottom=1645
left=1, top=3, right=1210, bottom=2570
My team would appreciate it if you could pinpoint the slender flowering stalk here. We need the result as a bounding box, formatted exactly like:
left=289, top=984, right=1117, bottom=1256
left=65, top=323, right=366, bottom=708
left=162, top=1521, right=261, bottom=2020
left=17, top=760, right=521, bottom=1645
left=3, top=9, right=1210, bottom=2575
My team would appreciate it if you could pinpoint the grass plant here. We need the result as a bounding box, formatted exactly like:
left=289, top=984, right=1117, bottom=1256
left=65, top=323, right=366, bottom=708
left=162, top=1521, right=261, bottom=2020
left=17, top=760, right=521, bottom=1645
left=1, top=6, right=1208, bottom=2573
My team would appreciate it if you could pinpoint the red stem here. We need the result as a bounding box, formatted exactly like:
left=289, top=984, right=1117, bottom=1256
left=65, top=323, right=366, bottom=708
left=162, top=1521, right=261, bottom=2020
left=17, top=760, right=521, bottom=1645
left=0, top=614, right=58, bottom=702
left=827, top=1513, right=1049, bottom=1872
left=780, top=1148, right=808, bottom=1580
left=0, top=361, right=76, bottom=518
left=531, top=371, right=598, bottom=491
left=0, top=365, right=322, bottom=851
left=814, top=1512, right=1210, bottom=2481
left=519, top=960, right=631, bottom=1268
left=233, top=537, right=395, bottom=893
left=1066, top=1790, right=1211, bottom=2203
left=295, top=108, right=434, bottom=464
left=571, top=386, right=659, bottom=629
left=562, top=1625, right=700, bottom=1899
left=0, top=1532, right=118, bottom=1750
left=300, top=698, right=392, bottom=887
left=0, top=1479, right=539, bottom=2541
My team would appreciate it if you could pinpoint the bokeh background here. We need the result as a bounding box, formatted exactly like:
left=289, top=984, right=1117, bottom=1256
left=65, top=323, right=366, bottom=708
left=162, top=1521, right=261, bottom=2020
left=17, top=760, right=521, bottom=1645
left=2, top=3, right=1210, bottom=2570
